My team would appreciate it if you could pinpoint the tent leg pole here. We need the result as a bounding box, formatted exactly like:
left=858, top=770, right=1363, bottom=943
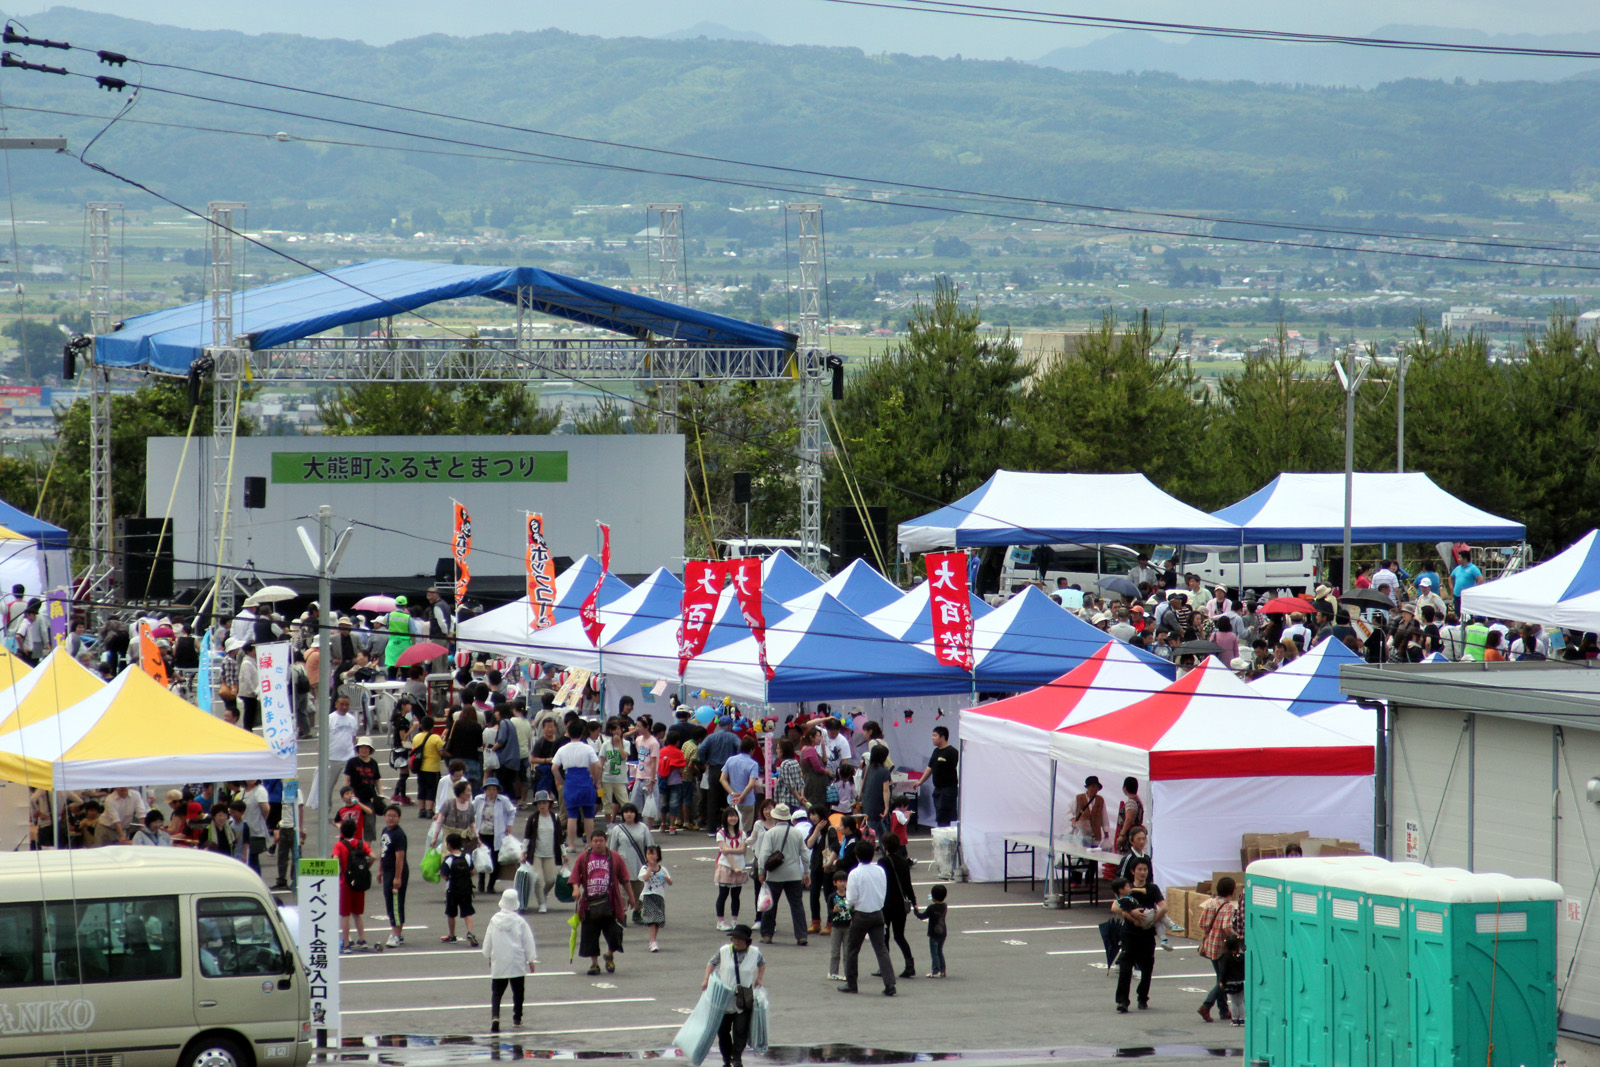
left=1045, top=759, right=1057, bottom=907
left=1375, top=701, right=1389, bottom=858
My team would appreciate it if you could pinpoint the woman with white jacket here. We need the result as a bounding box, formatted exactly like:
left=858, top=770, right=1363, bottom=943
left=481, top=889, right=539, bottom=1032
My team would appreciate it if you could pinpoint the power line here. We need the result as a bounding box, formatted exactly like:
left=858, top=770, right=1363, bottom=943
left=5, top=36, right=1599, bottom=258
left=814, top=0, right=1600, bottom=61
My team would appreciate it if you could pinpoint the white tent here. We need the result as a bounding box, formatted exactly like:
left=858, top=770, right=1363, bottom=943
left=962, top=656, right=1374, bottom=887
left=1460, top=529, right=1600, bottom=630
left=0, top=524, right=70, bottom=601
left=896, top=470, right=1241, bottom=552
left=1212, top=471, right=1525, bottom=544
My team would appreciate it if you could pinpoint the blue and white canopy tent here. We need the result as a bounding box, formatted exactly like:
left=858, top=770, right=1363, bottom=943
left=1213, top=472, right=1525, bottom=545
left=863, top=580, right=993, bottom=643
left=1460, top=529, right=1600, bottom=631
left=761, top=551, right=823, bottom=604
left=915, top=585, right=1175, bottom=690
left=457, top=562, right=670, bottom=666
left=896, top=470, right=1242, bottom=552
left=780, top=558, right=905, bottom=616
left=1247, top=636, right=1365, bottom=716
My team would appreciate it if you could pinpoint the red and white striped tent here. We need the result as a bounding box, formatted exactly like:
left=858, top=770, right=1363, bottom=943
left=1048, top=657, right=1374, bottom=886
left=959, top=642, right=1172, bottom=882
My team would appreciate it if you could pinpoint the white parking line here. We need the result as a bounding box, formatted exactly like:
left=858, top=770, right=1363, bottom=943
left=946, top=902, right=1057, bottom=910
left=489, top=1023, right=682, bottom=1037
left=340, top=996, right=654, bottom=1017
left=1046, top=947, right=1194, bottom=955
left=961, top=924, right=1098, bottom=934
left=342, top=972, right=573, bottom=986
left=1150, top=973, right=1216, bottom=980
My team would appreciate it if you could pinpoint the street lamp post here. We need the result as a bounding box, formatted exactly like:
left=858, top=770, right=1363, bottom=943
left=1336, top=346, right=1370, bottom=595
left=298, top=506, right=353, bottom=859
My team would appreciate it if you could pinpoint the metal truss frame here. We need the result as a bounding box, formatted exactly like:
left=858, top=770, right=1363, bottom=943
left=80, top=202, right=120, bottom=612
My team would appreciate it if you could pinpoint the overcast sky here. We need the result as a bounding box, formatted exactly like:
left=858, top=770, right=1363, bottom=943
left=23, top=0, right=1600, bottom=58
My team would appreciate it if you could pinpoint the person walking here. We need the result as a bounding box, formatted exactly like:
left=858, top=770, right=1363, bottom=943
left=344, top=737, right=384, bottom=845
left=1197, top=876, right=1244, bottom=1022
left=825, top=870, right=852, bottom=980
left=439, top=832, right=479, bottom=946
left=753, top=803, right=809, bottom=947
left=1111, top=858, right=1166, bottom=1013
left=608, top=803, right=655, bottom=925
left=714, top=806, right=750, bottom=931
left=471, top=781, right=518, bottom=894
left=571, top=828, right=634, bottom=975
left=520, top=790, right=565, bottom=913
left=412, top=715, right=445, bottom=821
left=554, top=719, right=602, bottom=843
left=639, top=844, right=672, bottom=953
left=914, top=884, right=949, bottom=978
left=700, top=923, right=765, bottom=1067
left=838, top=839, right=895, bottom=996
left=379, top=804, right=409, bottom=950
left=860, top=745, right=893, bottom=843
left=481, top=888, right=539, bottom=1032
left=333, top=817, right=372, bottom=953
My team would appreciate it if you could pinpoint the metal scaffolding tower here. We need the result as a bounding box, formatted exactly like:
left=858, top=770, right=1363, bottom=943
left=647, top=204, right=685, bottom=430
left=208, top=202, right=246, bottom=620
left=81, top=202, right=120, bottom=610
left=788, top=203, right=827, bottom=574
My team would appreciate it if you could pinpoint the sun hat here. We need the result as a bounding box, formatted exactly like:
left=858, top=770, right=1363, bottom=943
left=729, top=923, right=754, bottom=942
left=772, top=803, right=793, bottom=821
left=499, top=889, right=520, bottom=912
left=355, top=736, right=375, bottom=751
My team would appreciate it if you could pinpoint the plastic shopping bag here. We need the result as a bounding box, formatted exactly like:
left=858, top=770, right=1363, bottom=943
left=514, top=863, right=536, bottom=911
left=420, top=845, right=444, bottom=884
left=747, top=987, right=770, bottom=1053
left=671, top=975, right=734, bottom=1066
left=472, top=843, right=494, bottom=874
left=498, top=833, right=523, bottom=867
left=756, top=881, right=773, bottom=913
left=424, top=819, right=444, bottom=853
left=555, top=869, right=575, bottom=903
left=642, top=791, right=660, bottom=821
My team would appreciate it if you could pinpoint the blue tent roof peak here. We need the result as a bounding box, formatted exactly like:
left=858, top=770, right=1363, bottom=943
left=95, top=259, right=798, bottom=375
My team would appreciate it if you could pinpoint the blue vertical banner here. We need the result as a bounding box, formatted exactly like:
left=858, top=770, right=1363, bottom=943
left=197, top=629, right=214, bottom=713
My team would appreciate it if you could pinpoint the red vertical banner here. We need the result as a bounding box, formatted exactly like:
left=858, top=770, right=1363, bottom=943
left=452, top=501, right=472, bottom=602
left=138, top=621, right=170, bottom=689
left=677, top=560, right=727, bottom=676
left=728, top=556, right=774, bottom=680
left=580, top=522, right=613, bottom=647
left=525, top=512, right=558, bottom=630
left=926, top=551, right=975, bottom=671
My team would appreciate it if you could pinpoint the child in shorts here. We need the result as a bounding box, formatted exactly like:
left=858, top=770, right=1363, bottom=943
left=440, top=832, right=479, bottom=946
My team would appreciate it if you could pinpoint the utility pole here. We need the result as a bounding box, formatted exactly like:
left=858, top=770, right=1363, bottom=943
left=1336, top=346, right=1370, bottom=595
left=1396, top=346, right=1412, bottom=473
left=299, top=506, right=352, bottom=858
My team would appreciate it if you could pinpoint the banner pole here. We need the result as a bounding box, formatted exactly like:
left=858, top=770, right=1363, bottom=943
left=596, top=524, right=606, bottom=718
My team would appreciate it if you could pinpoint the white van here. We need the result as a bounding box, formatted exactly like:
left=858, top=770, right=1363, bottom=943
left=1000, top=543, right=1142, bottom=594
left=0, top=848, right=312, bottom=1067
left=1176, top=543, right=1320, bottom=595
left=716, top=539, right=832, bottom=567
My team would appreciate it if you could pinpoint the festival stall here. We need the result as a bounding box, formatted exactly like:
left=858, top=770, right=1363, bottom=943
left=0, top=647, right=105, bottom=731
left=780, top=558, right=904, bottom=616
left=863, top=579, right=992, bottom=643
left=458, top=562, right=663, bottom=665
left=0, top=665, right=295, bottom=789
left=896, top=469, right=1243, bottom=551
left=1247, top=636, right=1364, bottom=716
left=1460, top=528, right=1600, bottom=630
left=1046, top=658, right=1374, bottom=886
left=1212, top=471, right=1525, bottom=544
left=760, top=550, right=824, bottom=603
left=958, top=642, right=1173, bottom=882
left=0, top=520, right=71, bottom=599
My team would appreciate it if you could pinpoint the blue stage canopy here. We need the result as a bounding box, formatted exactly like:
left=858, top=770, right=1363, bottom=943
left=95, top=259, right=797, bottom=374
left=0, top=496, right=68, bottom=549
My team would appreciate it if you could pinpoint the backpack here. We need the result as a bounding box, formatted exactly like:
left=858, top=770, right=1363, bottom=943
left=343, top=841, right=372, bottom=892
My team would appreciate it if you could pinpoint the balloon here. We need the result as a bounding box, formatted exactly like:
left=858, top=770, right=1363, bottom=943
left=694, top=705, right=716, bottom=725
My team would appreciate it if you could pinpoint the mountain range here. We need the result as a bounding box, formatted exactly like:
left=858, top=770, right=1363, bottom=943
left=0, top=7, right=1593, bottom=232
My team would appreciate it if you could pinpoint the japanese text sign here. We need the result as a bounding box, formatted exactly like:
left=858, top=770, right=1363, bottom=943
left=678, top=560, right=727, bottom=675
left=297, top=858, right=341, bottom=1040
left=926, top=552, right=975, bottom=671
left=452, top=502, right=472, bottom=602
left=580, top=522, right=612, bottom=648
left=728, top=557, right=774, bottom=681
left=271, top=449, right=567, bottom=484
left=257, top=641, right=296, bottom=759
left=526, top=513, right=558, bottom=631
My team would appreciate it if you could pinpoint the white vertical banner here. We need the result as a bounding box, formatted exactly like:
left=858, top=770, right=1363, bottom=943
left=257, top=640, right=296, bottom=758
left=297, top=858, right=341, bottom=1042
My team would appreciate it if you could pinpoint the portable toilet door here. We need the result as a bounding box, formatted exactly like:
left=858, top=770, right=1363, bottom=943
left=1322, top=864, right=1384, bottom=1067
left=1439, top=873, right=1561, bottom=1067
left=1245, top=862, right=1293, bottom=1066
left=1281, top=882, right=1327, bottom=1067
left=1408, top=885, right=1457, bottom=1067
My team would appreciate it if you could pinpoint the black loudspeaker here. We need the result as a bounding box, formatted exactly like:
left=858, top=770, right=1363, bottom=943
left=434, top=557, right=454, bottom=584
left=828, top=505, right=889, bottom=575
left=732, top=471, right=752, bottom=504
left=114, top=517, right=175, bottom=601
left=242, top=476, right=267, bottom=510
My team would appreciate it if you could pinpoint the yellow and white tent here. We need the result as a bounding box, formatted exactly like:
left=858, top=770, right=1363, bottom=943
left=0, top=646, right=104, bottom=732
left=0, top=644, right=25, bottom=692
left=0, top=665, right=295, bottom=789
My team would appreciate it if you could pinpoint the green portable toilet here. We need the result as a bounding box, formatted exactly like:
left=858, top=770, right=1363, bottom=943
left=1320, top=859, right=1392, bottom=1067
left=1360, top=862, right=1435, bottom=1067
left=1410, top=869, right=1561, bottom=1067
left=1245, top=859, right=1294, bottom=1066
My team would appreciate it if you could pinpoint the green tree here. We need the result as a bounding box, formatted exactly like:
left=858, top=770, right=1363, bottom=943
left=317, top=378, right=561, bottom=435
left=569, top=395, right=661, bottom=435
left=826, top=278, right=1029, bottom=528
left=2, top=311, right=88, bottom=380
left=1207, top=327, right=1343, bottom=506
left=1016, top=310, right=1210, bottom=500
left=679, top=382, right=799, bottom=559
left=40, top=378, right=247, bottom=559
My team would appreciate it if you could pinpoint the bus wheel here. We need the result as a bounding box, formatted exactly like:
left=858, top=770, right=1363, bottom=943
left=183, top=1034, right=249, bottom=1067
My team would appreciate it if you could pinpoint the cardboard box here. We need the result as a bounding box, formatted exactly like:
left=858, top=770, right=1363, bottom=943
left=1319, top=842, right=1369, bottom=857
left=1196, top=879, right=1214, bottom=896
left=1187, top=893, right=1209, bottom=939
left=1165, top=888, right=1190, bottom=936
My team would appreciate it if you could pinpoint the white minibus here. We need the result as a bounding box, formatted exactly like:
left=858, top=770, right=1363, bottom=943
left=0, top=848, right=311, bottom=1067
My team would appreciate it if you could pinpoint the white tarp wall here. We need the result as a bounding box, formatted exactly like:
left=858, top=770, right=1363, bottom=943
left=0, top=538, right=71, bottom=599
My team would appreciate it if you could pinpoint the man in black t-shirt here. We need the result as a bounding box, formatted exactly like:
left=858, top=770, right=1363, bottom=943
left=379, top=805, right=409, bottom=949
left=919, top=726, right=960, bottom=828
left=344, top=737, right=384, bottom=842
